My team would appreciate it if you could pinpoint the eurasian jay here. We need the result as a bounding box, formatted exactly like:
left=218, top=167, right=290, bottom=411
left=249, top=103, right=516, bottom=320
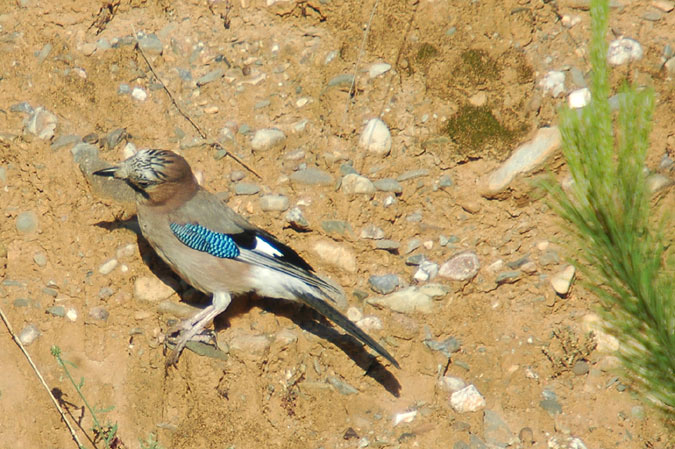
left=94, top=149, right=398, bottom=368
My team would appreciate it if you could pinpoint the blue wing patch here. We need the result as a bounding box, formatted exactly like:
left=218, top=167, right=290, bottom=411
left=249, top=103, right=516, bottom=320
left=170, top=223, right=240, bottom=259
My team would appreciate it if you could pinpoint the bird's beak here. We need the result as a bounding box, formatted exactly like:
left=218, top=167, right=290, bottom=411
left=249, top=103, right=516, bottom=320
left=93, top=165, right=126, bottom=179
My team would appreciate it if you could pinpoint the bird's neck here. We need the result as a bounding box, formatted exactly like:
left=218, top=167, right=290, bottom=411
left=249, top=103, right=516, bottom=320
left=137, top=177, right=199, bottom=211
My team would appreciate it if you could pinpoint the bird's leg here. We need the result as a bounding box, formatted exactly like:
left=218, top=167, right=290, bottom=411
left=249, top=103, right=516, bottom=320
left=166, top=291, right=232, bottom=366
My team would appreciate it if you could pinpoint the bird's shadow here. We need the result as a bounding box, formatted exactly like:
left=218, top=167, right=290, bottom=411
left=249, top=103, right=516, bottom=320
left=95, top=217, right=402, bottom=397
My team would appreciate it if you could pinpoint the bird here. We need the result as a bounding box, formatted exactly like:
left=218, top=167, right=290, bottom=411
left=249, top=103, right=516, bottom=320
left=93, top=149, right=399, bottom=368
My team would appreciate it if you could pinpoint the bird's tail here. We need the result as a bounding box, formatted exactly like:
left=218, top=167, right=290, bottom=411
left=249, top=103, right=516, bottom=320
left=289, top=286, right=400, bottom=369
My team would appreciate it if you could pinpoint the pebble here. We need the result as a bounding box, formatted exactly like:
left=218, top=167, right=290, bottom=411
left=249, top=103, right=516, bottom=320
left=607, top=38, right=643, bottom=65
left=396, top=169, right=429, bottom=182
left=469, top=91, right=487, bottom=107
left=229, top=333, right=272, bottom=355
left=368, top=274, right=399, bottom=295
left=484, top=410, right=516, bottom=447
left=312, top=240, right=356, bottom=272
left=439, top=252, right=480, bottom=281
left=98, top=287, right=114, bottom=300
left=10, top=101, right=33, bottom=114
left=393, top=410, right=417, bottom=426
left=652, top=0, right=674, bottom=11
left=138, top=33, right=163, bottom=54
left=118, top=83, right=131, bottom=95
left=539, top=71, right=565, bottom=97
left=88, top=306, right=109, bottom=321
left=369, top=62, right=391, bottom=78
left=572, top=360, right=589, bottom=376
left=285, top=207, right=309, bottom=230
left=51, top=135, right=81, bottom=150
left=438, top=376, right=466, bottom=392
left=327, top=376, right=359, bottom=395
left=367, top=287, right=434, bottom=314
left=47, top=305, right=66, bottom=317
left=133, top=276, right=176, bottom=301
left=260, top=194, right=289, bottom=212
left=341, top=173, right=376, bottom=194
left=406, top=254, right=426, bottom=266
left=424, top=336, right=460, bottom=357
left=439, top=174, right=453, bottom=188
left=496, top=270, right=521, bottom=284
left=290, top=167, right=333, bottom=185
left=405, top=238, right=421, bottom=254
left=356, top=315, right=382, bottom=331
left=16, top=211, right=38, bottom=233
left=321, top=220, right=352, bottom=236
left=105, top=128, right=126, bottom=150
left=414, top=260, right=439, bottom=282
left=116, top=243, right=136, bottom=259
left=375, top=239, right=400, bottom=252
left=539, top=395, right=562, bottom=416
left=568, top=88, right=590, bottom=109
left=234, top=182, right=260, bottom=195
left=373, top=178, right=403, bottom=193
left=33, top=251, right=47, bottom=267
left=550, top=265, right=575, bottom=295
left=346, top=307, right=363, bottom=322
left=485, top=126, right=561, bottom=194
left=519, top=427, right=535, bottom=446
left=24, top=107, right=57, bottom=139
left=98, top=258, right=118, bottom=275
left=359, top=118, right=392, bottom=156
left=450, top=385, right=486, bottom=413
left=326, top=73, right=354, bottom=88
left=18, top=324, right=40, bottom=345
left=196, top=68, right=224, bottom=86
left=0, top=166, right=6, bottom=184
left=582, top=313, right=620, bottom=352
left=360, top=224, right=384, bottom=240
left=642, top=10, right=663, bottom=20
left=131, top=87, right=147, bottom=101
left=251, top=128, right=286, bottom=152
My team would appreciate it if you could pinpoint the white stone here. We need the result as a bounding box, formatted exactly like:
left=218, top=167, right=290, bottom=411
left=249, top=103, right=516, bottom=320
left=393, top=410, right=417, bottom=426
left=18, top=324, right=40, bottom=345
left=357, top=316, right=383, bottom=331
left=568, top=88, right=591, bottom=109
left=259, top=194, right=289, bottom=212
left=131, top=87, right=147, bottom=101
left=312, top=240, right=357, bottom=272
left=367, top=287, right=434, bottom=314
left=346, top=307, right=363, bottom=322
left=539, top=71, right=566, bottom=97
left=341, top=173, right=376, bottom=194
left=551, top=265, right=575, bottom=295
left=122, top=142, right=137, bottom=159
left=98, top=258, right=118, bottom=275
left=66, top=308, right=78, bottom=322
left=133, top=276, right=176, bottom=301
left=369, top=62, right=391, bottom=78
left=561, top=14, right=581, bottom=28
left=450, top=384, right=486, bottom=413
left=251, top=128, right=286, bottom=152
left=24, top=107, right=57, bottom=140
left=582, top=313, right=620, bottom=352
left=438, top=376, right=466, bottom=392
left=608, top=38, right=643, bottom=66
left=359, top=118, right=392, bottom=155
left=116, top=243, right=136, bottom=259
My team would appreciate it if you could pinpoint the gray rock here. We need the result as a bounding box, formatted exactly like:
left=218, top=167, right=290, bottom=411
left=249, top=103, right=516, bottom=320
left=359, top=118, right=392, bottom=156
left=439, top=174, right=454, bottom=188
left=24, top=107, right=57, bottom=140
left=439, top=252, right=480, bottom=281
left=118, top=83, right=131, bottom=95
left=369, top=62, right=391, bottom=78
left=0, top=166, right=6, bottom=184
left=373, top=178, right=402, bottom=193
left=405, top=238, right=421, bottom=254
left=496, top=270, right=521, bottom=284
left=88, top=306, right=109, bottom=321
left=321, top=220, right=352, bottom=236
left=105, top=128, right=127, bottom=150
left=51, top=135, right=80, bottom=150
left=13, top=298, right=29, bottom=307
left=234, top=182, right=260, bottom=195
left=539, top=70, right=566, bottom=97
left=414, top=260, right=439, bottom=281
left=42, top=288, right=58, bottom=297
left=230, top=170, right=246, bottom=182
left=47, top=305, right=66, bottom=317
left=375, top=239, right=400, bottom=252
left=16, top=211, right=38, bottom=233
left=10, top=101, right=33, bottom=114
left=327, top=376, right=359, bottom=395
left=397, top=169, right=429, bottom=182
left=138, top=33, right=163, bottom=54
left=96, top=38, right=111, bottom=50
left=405, top=254, right=426, bottom=266
left=339, top=163, right=358, bottom=176
left=469, top=435, right=487, bottom=449
left=251, top=128, right=286, bottom=152
left=572, top=360, right=590, bottom=376
left=483, top=410, right=516, bottom=447
left=260, top=194, right=289, bottom=212
left=341, top=173, right=375, bottom=194
left=98, top=287, right=114, bottom=300
left=424, top=336, right=460, bottom=357
left=486, top=127, right=561, bottom=194
left=33, top=252, right=47, bottom=267
left=285, top=207, right=309, bottom=230
left=406, top=211, right=423, bottom=222
left=367, top=287, right=434, bottom=313
left=360, top=224, right=384, bottom=240
left=290, top=167, right=333, bottom=185
left=539, top=389, right=562, bottom=415
left=196, top=68, right=224, bottom=86
left=368, top=274, right=399, bottom=295
left=326, top=74, right=354, bottom=88
left=18, top=324, right=40, bottom=345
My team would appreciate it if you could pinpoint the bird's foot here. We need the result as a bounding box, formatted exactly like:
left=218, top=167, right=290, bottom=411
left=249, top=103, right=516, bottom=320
left=164, top=327, right=217, bottom=366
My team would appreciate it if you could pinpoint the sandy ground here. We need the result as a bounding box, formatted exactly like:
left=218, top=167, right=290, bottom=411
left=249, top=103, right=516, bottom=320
left=0, top=0, right=673, bottom=448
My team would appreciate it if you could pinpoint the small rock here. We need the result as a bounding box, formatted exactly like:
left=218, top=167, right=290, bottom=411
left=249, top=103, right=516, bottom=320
left=138, top=33, right=163, bottom=54
left=450, top=385, right=486, bottom=413
left=89, top=306, right=109, bottom=321
left=551, top=265, right=575, bottom=295
left=233, top=182, right=260, bottom=195
left=396, top=169, right=429, bottom=182
left=133, top=276, right=176, bottom=301
left=312, top=240, right=357, bottom=272
left=539, top=71, right=565, bottom=97
left=369, top=62, right=391, bottom=78
left=373, top=178, right=403, bottom=193
left=196, top=68, right=224, bottom=86
left=360, top=224, right=385, bottom=240
left=285, top=207, right=309, bottom=230
left=18, top=324, right=40, bottom=345
left=131, top=87, right=147, bottom=101
left=469, top=92, right=487, bottom=107
left=290, top=167, right=333, bottom=185
left=607, top=37, right=643, bottom=65
left=424, top=336, right=460, bottom=357
left=98, top=287, right=114, bottom=300
left=116, top=243, right=136, bottom=259
left=229, top=333, right=271, bottom=355
left=393, top=410, right=417, bottom=426
left=367, top=287, right=434, bottom=314
left=326, top=74, right=355, bottom=88
left=652, top=0, right=674, bottom=11
left=568, top=88, right=591, bottom=109
left=327, top=376, right=359, bottom=395
left=251, top=128, right=286, bottom=152
left=51, top=135, right=81, bottom=150
left=16, top=211, right=38, bottom=233
left=539, top=397, right=562, bottom=416
left=368, top=274, right=399, bottom=295
left=484, top=410, right=516, bottom=447
left=438, top=376, right=466, bottom=392
left=375, top=239, right=400, bottom=252
left=274, top=328, right=298, bottom=347
left=519, top=427, right=535, bottom=446
left=321, top=220, right=352, bottom=236
left=582, top=313, right=620, bottom=352
left=341, top=173, right=375, bottom=194
left=439, top=252, right=480, bottom=281
left=359, top=118, right=392, bottom=156
left=646, top=173, right=673, bottom=194
left=260, top=194, right=289, bottom=212
left=572, top=360, right=590, bottom=376
left=642, top=10, right=662, bottom=20
left=414, top=260, right=439, bottom=282
left=47, top=305, right=66, bottom=317
left=346, top=307, right=363, bottom=322
left=98, top=258, right=118, bottom=275
left=405, top=239, right=421, bottom=254
left=24, top=107, right=57, bottom=140
left=33, top=252, right=47, bottom=267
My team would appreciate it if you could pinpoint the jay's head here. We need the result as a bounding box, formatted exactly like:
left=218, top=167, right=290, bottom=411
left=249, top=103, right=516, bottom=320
left=93, top=149, right=195, bottom=199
